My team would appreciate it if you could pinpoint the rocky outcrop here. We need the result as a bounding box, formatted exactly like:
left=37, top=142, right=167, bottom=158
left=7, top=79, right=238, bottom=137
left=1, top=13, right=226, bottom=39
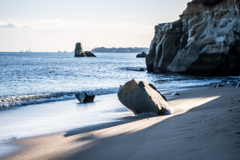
left=74, top=42, right=83, bottom=57
left=146, top=0, right=240, bottom=76
left=117, top=79, right=173, bottom=115
left=74, top=42, right=96, bottom=57
left=136, top=52, right=147, bottom=58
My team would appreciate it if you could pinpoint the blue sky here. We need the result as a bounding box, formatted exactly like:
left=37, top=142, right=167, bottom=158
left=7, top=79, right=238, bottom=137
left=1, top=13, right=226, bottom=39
left=0, top=0, right=190, bottom=52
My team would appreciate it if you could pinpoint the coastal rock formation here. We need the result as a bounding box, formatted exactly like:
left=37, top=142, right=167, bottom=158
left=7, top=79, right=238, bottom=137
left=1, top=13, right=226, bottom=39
left=74, top=42, right=96, bottom=57
left=117, top=79, right=173, bottom=115
left=146, top=0, right=240, bottom=76
left=136, top=52, right=147, bottom=58
left=75, top=93, right=95, bottom=103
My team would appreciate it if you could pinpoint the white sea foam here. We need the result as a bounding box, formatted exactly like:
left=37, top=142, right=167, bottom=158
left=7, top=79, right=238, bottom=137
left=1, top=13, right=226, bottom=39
left=0, top=88, right=119, bottom=108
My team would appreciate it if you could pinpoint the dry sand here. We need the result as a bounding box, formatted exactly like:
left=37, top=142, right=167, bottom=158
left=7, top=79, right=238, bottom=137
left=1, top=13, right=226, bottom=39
left=3, top=85, right=240, bottom=160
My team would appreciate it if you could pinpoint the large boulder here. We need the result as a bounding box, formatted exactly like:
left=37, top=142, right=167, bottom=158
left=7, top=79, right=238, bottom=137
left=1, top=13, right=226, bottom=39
left=117, top=79, right=173, bottom=115
left=146, top=0, right=240, bottom=76
left=74, top=42, right=96, bottom=57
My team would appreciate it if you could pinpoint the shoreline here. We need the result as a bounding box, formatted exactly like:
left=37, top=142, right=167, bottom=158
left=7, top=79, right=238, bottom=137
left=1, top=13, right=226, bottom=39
left=2, top=84, right=240, bottom=160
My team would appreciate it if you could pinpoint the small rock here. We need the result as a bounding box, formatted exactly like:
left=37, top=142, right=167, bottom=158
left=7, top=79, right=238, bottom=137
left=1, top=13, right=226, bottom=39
left=214, top=83, right=224, bottom=88
left=126, top=67, right=145, bottom=72
left=75, top=92, right=95, bottom=103
left=171, top=92, right=180, bottom=96
left=136, top=52, right=147, bottom=58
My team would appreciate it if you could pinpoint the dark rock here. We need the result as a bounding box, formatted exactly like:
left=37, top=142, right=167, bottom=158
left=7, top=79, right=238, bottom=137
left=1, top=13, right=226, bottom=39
left=75, top=93, right=95, bottom=103
left=74, top=42, right=83, bottom=57
left=83, top=51, right=96, bottom=57
left=171, top=92, right=180, bottom=96
left=146, top=0, right=240, bottom=76
left=214, top=83, right=224, bottom=88
left=125, top=67, right=145, bottom=72
left=74, top=42, right=96, bottom=57
left=136, top=52, right=147, bottom=58
left=117, top=79, right=173, bottom=115
left=148, top=83, right=168, bottom=101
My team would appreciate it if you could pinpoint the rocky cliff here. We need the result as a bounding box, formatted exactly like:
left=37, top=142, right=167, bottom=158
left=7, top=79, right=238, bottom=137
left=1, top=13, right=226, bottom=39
left=146, top=0, right=240, bottom=76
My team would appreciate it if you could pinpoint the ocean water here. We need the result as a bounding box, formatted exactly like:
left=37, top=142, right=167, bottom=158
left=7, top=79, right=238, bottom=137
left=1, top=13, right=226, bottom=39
left=0, top=52, right=230, bottom=108
left=0, top=52, right=238, bottom=157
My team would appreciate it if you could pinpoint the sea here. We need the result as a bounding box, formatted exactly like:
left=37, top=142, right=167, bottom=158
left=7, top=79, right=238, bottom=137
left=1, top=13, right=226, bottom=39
left=0, top=52, right=239, bottom=157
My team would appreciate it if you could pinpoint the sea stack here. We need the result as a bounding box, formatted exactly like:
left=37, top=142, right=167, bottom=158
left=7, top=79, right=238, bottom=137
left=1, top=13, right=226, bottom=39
left=74, top=42, right=96, bottom=57
left=146, top=0, right=240, bottom=76
left=74, top=42, right=83, bottom=57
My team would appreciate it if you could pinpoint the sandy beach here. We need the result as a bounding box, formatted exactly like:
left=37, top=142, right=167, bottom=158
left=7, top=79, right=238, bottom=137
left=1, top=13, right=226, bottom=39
left=3, top=85, right=240, bottom=160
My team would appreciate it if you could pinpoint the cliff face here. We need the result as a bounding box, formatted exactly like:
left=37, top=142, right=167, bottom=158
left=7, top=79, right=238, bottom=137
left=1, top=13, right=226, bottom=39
left=146, top=0, right=240, bottom=76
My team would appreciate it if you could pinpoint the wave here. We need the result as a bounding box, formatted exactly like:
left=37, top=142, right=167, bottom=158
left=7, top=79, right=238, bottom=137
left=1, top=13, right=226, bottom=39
left=1, top=76, right=238, bottom=109
left=0, top=88, right=119, bottom=109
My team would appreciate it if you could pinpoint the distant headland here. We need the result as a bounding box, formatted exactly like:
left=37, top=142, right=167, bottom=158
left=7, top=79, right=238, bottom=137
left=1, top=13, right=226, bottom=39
left=91, top=47, right=149, bottom=53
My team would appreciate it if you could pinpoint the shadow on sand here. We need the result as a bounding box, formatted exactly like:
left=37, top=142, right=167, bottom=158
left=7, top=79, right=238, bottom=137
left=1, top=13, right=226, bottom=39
left=63, top=87, right=240, bottom=160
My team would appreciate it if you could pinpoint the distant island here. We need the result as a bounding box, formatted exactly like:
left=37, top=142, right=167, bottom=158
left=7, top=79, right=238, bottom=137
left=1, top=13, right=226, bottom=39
left=91, top=47, right=149, bottom=53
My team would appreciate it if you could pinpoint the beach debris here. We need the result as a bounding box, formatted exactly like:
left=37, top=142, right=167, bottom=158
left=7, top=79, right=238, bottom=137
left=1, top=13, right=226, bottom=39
left=74, top=42, right=96, bottom=57
left=75, top=92, right=95, bottom=103
left=214, top=83, right=224, bottom=88
left=117, top=79, right=173, bottom=115
left=148, top=83, right=168, bottom=101
left=171, top=92, right=180, bottom=96
left=136, top=52, right=147, bottom=58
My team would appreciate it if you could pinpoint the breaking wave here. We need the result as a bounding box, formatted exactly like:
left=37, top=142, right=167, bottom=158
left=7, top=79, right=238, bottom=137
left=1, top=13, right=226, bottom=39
left=0, top=88, right=119, bottom=108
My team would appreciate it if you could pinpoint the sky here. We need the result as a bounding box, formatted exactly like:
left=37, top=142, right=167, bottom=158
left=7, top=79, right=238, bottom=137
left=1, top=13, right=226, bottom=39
left=0, top=0, right=190, bottom=52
